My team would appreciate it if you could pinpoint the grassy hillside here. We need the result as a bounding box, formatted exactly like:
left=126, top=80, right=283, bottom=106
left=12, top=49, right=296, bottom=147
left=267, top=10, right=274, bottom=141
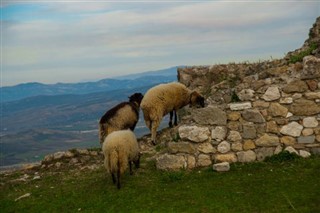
left=1, top=155, right=319, bottom=212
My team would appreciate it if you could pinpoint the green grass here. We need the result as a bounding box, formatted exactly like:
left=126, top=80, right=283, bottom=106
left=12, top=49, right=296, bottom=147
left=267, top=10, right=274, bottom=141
left=289, top=42, right=318, bottom=63
left=1, top=156, right=320, bottom=213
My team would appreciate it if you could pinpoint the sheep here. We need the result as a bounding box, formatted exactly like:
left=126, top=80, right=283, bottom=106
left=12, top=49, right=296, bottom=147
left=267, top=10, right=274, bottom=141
left=99, top=92, right=144, bottom=145
left=102, top=130, right=140, bottom=189
left=140, top=82, right=205, bottom=145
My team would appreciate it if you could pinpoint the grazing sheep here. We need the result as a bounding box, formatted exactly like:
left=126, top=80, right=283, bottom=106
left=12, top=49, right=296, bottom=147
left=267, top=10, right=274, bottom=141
left=99, top=93, right=144, bottom=145
left=141, top=82, right=205, bottom=144
left=102, top=130, right=140, bottom=189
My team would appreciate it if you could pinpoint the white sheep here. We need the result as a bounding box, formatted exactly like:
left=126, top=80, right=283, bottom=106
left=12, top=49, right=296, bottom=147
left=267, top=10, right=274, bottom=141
left=99, top=93, right=144, bottom=145
left=141, top=82, right=205, bottom=145
left=102, top=130, right=140, bottom=189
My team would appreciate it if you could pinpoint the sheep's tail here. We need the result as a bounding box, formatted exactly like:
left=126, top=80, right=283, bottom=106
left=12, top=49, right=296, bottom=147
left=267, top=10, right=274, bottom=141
left=109, top=148, right=128, bottom=176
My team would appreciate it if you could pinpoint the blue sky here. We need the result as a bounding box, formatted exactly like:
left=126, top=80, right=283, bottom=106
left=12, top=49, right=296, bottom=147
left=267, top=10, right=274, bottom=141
left=1, top=0, right=319, bottom=86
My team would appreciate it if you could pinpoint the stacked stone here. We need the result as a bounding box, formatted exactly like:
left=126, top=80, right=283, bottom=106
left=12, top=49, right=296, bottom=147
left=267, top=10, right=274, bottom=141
left=41, top=149, right=103, bottom=169
left=156, top=55, right=320, bottom=171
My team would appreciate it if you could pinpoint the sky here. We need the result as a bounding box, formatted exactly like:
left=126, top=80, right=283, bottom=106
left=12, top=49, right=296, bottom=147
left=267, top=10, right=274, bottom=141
left=1, top=0, right=319, bottom=87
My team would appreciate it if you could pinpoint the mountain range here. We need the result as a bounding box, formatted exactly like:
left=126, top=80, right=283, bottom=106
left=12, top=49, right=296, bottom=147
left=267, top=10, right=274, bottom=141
left=1, top=67, right=179, bottom=102
left=0, top=67, right=178, bottom=167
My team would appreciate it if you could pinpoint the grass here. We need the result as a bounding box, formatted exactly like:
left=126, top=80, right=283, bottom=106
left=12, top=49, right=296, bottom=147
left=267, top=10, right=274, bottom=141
left=1, top=155, right=320, bottom=213
left=289, top=42, right=318, bottom=63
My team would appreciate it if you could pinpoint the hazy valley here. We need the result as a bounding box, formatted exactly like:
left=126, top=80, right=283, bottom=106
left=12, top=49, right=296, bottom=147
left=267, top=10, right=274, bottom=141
left=0, top=67, right=178, bottom=167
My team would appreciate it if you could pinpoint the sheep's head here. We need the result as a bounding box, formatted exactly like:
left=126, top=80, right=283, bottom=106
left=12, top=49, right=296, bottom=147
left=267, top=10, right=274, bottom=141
left=189, top=91, right=205, bottom=108
left=129, top=93, right=144, bottom=105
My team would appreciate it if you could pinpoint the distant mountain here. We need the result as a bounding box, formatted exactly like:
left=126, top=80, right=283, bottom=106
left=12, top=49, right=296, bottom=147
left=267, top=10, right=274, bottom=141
left=115, top=66, right=181, bottom=80
left=1, top=67, right=178, bottom=102
left=1, top=83, right=170, bottom=166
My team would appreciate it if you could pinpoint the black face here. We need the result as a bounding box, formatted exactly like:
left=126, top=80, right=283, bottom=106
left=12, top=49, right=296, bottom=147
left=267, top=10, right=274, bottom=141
left=129, top=93, right=144, bottom=104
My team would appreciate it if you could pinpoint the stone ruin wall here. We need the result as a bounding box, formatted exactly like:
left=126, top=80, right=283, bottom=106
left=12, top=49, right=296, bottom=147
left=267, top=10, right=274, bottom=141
left=155, top=56, right=320, bottom=171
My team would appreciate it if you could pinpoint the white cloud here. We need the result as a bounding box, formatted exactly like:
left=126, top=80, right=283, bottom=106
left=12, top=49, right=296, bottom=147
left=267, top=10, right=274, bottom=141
left=2, top=1, right=319, bottom=86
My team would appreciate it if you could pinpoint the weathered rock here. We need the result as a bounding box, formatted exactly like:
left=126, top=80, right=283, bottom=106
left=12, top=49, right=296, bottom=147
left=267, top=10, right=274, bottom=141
left=253, top=100, right=270, bottom=108
left=266, top=121, right=278, bottom=134
left=192, top=106, right=227, bottom=125
left=305, top=92, right=320, bottom=100
left=301, top=55, right=320, bottom=79
left=217, top=141, right=231, bottom=154
left=298, top=136, right=316, bottom=144
left=227, top=112, right=241, bottom=121
left=238, top=89, right=255, bottom=101
left=43, top=154, right=53, bottom=163
left=274, top=145, right=283, bottom=154
left=280, top=122, right=303, bottom=137
left=280, top=136, right=296, bottom=146
left=302, top=128, right=314, bottom=136
left=268, top=103, right=288, bottom=117
left=289, top=99, right=320, bottom=116
left=179, top=125, right=210, bottom=143
left=306, top=80, right=318, bottom=91
left=262, top=86, right=280, bottom=101
left=284, top=146, right=299, bottom=155
left=186, top=155, right=196, bottom=169
left=227, top=131, right=242, bottom=142
left=242, top=109, right=266, bottom=123
left=156, top=154, right=186, bottom=171
left=213, top=162, right=230, bottom=172
left=211, top=126, right=227, bottom=141
left=214, top=153, right=237, bottom=163
left=231, top=142, right=243, bottom=152
left=197, top=154, right=212, bottom=167
left=77, top=149, right=90, bottom=155
left=292, top=93, right=303, bottom=99
left=228, top=102, right=252, bottom=111
left=168, top=142, right=196, bottom=154
left=255, top=134, right=280, bottom=147
left=53, top=152, right=66, bottom=160
left=256, top=147, right=274, bottom=161
left=243, top=140, right=256, bottom=150
left=283, top=80, right=308, bottom=93
left=279, top=97, right=293, bottom=104
left=303, top=117, right=319, bottom=128
left=242, top=123, right=256, bottom=139
left=227, top=121, right=242, bottom=131
left=198, top=143, right=215, bottom=154
left=299, top=150, right=311, bottom=158
left=237, top=150, right=256, bottom=162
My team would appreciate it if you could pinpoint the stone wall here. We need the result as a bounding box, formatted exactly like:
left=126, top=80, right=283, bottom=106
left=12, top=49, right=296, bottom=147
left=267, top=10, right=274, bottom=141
left=155, top=55, right=320, bottom=171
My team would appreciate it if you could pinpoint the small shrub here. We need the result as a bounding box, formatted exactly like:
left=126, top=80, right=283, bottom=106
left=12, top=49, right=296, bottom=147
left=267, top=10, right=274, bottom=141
left=264, top=151, right=301, bottom=163
left=172, top=133, right=181, bottom=142
left=289, top=42, right=318, bottom=63
left=161, top=171, right=185, bottom=183
left=155, top=145, right=162, bottom=152
left=231, top=91, right=241, bottom=102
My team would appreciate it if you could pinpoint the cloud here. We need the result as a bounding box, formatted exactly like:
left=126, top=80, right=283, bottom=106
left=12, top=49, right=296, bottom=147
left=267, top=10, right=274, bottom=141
left=1, top=1, right=319, bottom=86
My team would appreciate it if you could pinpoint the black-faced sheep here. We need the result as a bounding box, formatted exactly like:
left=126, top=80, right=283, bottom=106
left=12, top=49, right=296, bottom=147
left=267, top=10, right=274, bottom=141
left=99, top=93, right=144, bottom=145
left=102, top=130, right=140, bottom=189
left=141, top=82, right=205, bottom=145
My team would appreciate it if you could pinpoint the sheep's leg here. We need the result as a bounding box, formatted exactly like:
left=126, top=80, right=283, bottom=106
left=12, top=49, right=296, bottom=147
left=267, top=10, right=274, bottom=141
left=174, top=110, right=178, bottom=126
left=129, top=161, right=133, bottom=175
left=151, top=120, right=160, bottom=145
left=117, top=156, right=121, bottom=189
left=169, top=111, right=173, bottom=128
left=117, top=169, right=121, bottom=189
left=111, top=173, right=116, bottom=184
